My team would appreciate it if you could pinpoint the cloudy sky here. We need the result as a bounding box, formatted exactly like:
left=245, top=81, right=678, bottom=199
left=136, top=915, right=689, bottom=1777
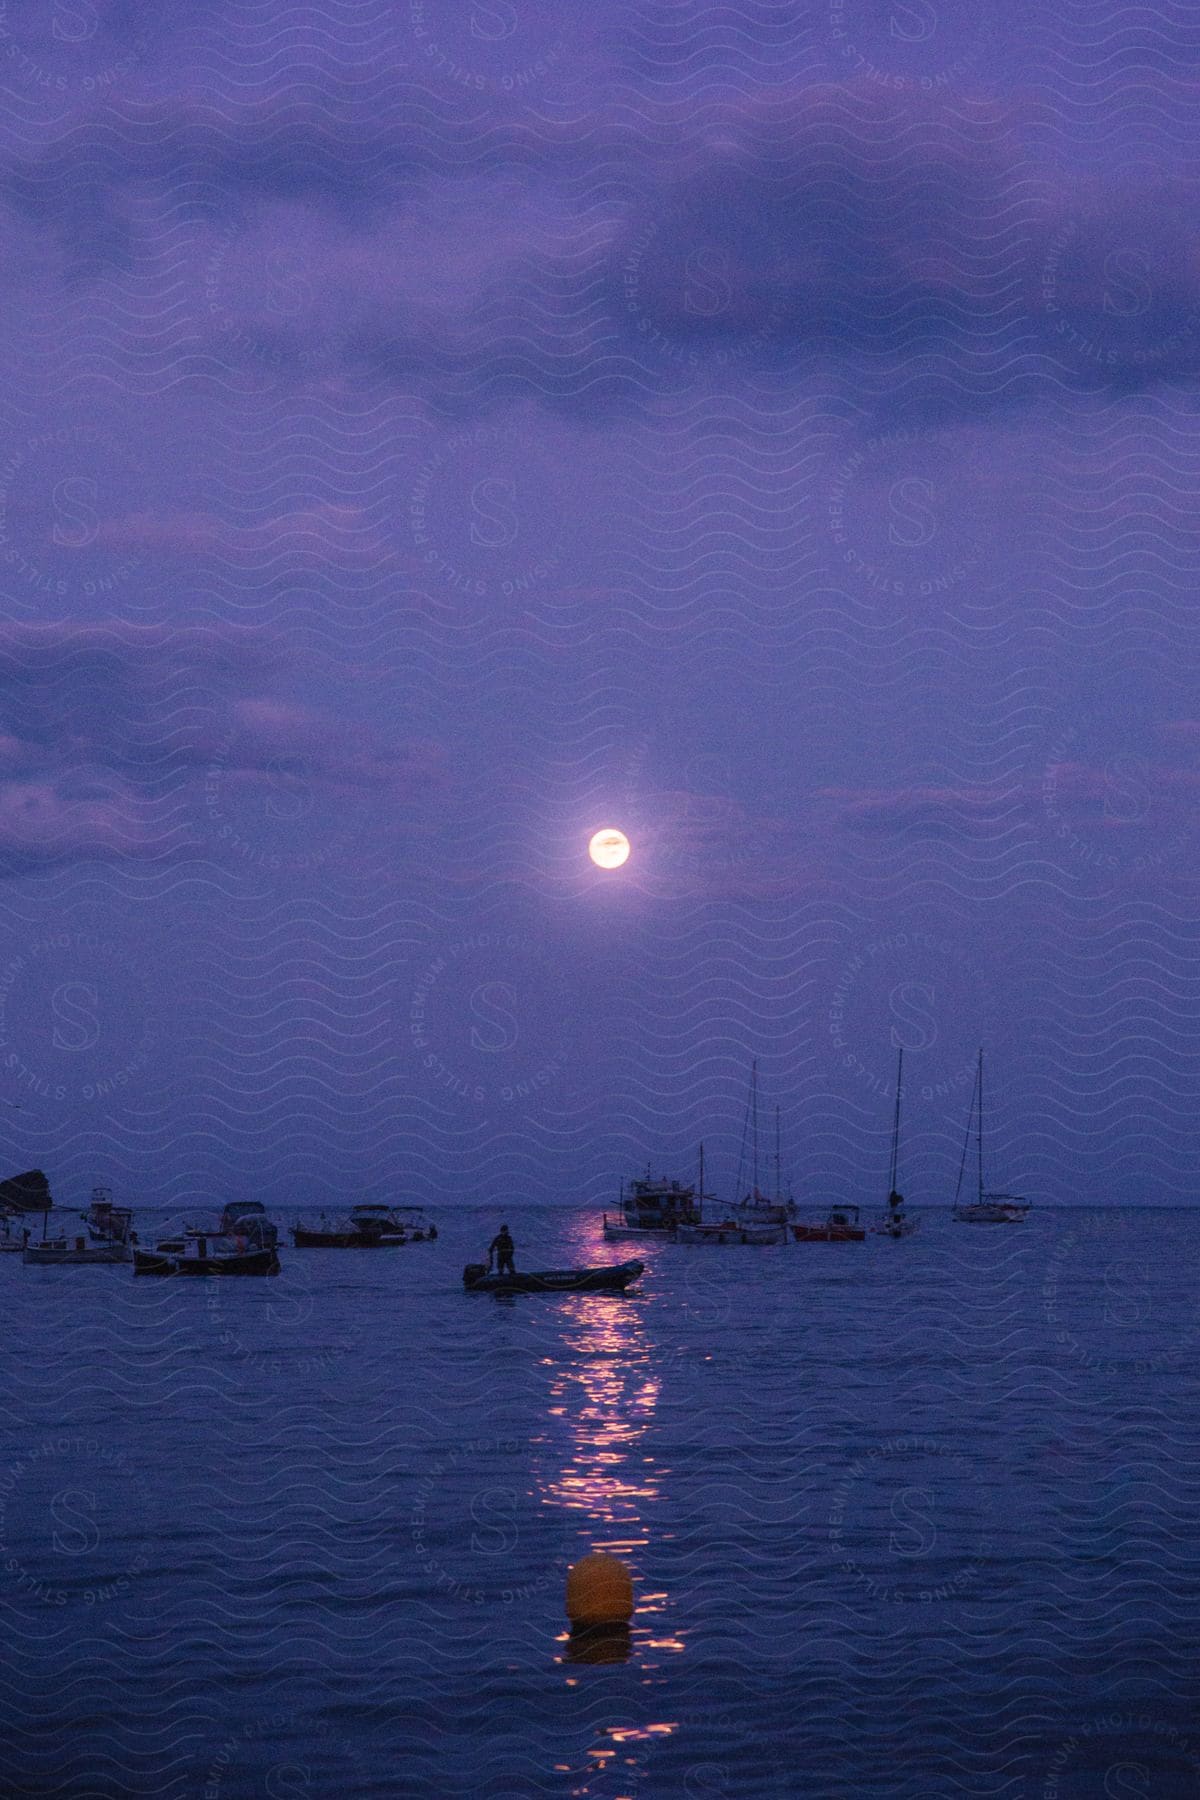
left=0, top=0, right=1197, bottom=1214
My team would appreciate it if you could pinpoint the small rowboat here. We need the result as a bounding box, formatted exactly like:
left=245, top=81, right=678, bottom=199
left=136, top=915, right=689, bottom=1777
left=462, top=1260, right=643, bottom=1294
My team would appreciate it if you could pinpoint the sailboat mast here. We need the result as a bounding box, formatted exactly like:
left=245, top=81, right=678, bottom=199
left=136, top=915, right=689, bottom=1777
left=890, top=1046, right=903, bottom=1193
left=774, top=1105, right=782, bottom=1202
left=977, top=1048, right=984, bottom=1203
left=751, top=1058, right=759, bottom=1195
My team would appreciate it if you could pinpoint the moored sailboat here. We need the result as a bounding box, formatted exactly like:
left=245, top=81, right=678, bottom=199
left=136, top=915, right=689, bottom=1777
left=730, top=1062, right=797, bottom=1226
left=952, top=1050, right=1030, bottom=1224
left=870, top=1048, right=919, bottom=1238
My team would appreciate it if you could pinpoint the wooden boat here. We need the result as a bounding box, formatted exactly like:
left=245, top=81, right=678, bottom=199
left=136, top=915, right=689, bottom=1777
left=602, top=1168, right=699, bottom=1240
left=291, top=1203, right=437, bottom=1248
left=134, top=1236, right=279, bottom=1276
left=870, top=1048, right=919, bottom=1238
left=952, top=1050, right=1030, bottom=1224
left=675, top=1220, right=786, bottom=1245
left=24, top=1234, right=130, bottom=1266
left=792, top=1205, right=866, bottom=1243
left=462, top=1259, right=643, bottom=1294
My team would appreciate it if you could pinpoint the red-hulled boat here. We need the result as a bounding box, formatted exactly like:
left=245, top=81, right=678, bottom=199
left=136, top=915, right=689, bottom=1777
left=792, top=1204, right=866, bottom=1243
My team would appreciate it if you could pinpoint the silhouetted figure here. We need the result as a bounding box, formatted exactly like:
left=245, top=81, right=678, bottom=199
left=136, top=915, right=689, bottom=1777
left=888, top=1190, right=903, bottom=1213
left=490, top=1224, right=515, bottom=1275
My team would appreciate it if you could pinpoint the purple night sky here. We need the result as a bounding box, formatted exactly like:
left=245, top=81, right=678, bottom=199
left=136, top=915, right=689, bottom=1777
left=1, top=0, right=1198, bottom=1216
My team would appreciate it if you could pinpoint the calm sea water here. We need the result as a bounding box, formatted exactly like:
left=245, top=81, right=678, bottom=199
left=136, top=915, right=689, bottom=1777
left=1, top=1204, right=1198, bottom=1798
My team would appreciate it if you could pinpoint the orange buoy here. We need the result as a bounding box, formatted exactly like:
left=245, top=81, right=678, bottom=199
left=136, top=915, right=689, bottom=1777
left=565, top=1554, right=634, bottom=1627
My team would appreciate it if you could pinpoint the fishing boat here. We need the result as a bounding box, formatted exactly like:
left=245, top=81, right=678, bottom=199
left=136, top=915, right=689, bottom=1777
left=729, top=1062, right=797, bottom=1225
left=952, top=1049, right=1030, bottom=1224
left=462, top=1259, right=644, bottom=1294
left=133, top=1234, right=279, bottom=1276
left=291, top=1203, right=437, bottom=1248
left=870, top=1048, right=919, bottom=1238
left=82, top=1186, right=134, bottom=1246
left=601, top=1168, right=700, bottom=1240
left=792, top=1204, right=866, bottom=1243
left=24, top=1233, right=131, bottom=1266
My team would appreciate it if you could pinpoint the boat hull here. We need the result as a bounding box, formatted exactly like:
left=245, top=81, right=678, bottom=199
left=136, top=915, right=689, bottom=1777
left=953, top=1203, right=1029, bottom=1224
left=676, top=1223, right=786, bottom=1245
left=792, top=1224, right=866, bottom=1243
left=730, top=1203, right=794, bottom=1226
left=23, top=1242, right=131, bottom=1265
left=463, top=1260, right=643, bottom=1294
left=291, top=1226, right=406, bottom=1248
left=601, top=1218, right=674, bottom=1241
left=134, top=1247, right=280, bottom=1276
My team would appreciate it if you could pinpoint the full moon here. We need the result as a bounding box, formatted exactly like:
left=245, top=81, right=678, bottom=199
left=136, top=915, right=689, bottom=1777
left=589, top=827, right=631, bottom=870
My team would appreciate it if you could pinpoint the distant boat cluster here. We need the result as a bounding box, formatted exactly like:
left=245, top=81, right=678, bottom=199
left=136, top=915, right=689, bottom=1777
left=0, top=1184, right=437, bottom=1276
left=0, top=1050, right=1028, bottom=1296
left=603, top=1049, right=1030, bottom=1246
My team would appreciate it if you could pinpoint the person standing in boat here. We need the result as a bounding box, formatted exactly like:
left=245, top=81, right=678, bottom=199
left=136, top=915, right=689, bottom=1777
left=489, top=1224, right=516, bottom=1275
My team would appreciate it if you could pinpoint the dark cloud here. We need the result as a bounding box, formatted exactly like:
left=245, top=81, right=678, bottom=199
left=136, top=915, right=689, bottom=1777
left=8, top=78, right=1200, bottom=411
left=0, top=622, right=445, bottom=874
